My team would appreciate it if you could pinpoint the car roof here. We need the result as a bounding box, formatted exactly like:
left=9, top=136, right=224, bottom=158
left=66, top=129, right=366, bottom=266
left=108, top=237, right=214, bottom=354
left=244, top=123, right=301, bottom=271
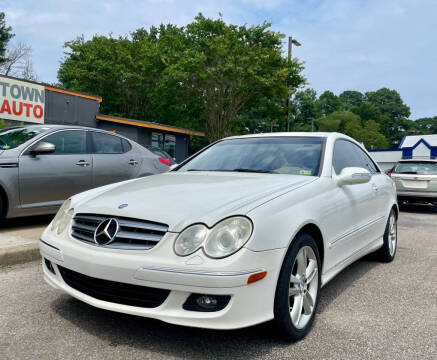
left=224, top=132, right=354, bottom=142
left=398, top=159, right=437, bottom=163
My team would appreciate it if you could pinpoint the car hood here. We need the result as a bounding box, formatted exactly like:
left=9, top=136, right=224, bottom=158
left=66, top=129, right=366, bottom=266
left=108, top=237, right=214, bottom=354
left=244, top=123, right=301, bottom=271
left=73, top=172, right=316, bottom=232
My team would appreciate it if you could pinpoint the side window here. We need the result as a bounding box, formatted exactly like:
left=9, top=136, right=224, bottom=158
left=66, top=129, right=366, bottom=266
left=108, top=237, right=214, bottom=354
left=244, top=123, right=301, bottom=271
left=121, top=138, right=132, bottom=153
left=40, top=130, right=87, bottom=154
left=164, top=134, right=176, bottom=158
left=356, top=148, right=379, bottom=174
left=92, top=132, right=123, bottom=154
left=333, top=140, right=367, bottom=174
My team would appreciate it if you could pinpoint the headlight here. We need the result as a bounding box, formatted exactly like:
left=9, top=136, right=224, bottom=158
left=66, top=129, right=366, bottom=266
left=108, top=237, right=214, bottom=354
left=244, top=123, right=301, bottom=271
left=51, top=199, right=73, bottom=234
left=204, top=217, right=252, bottom=258
left=174, top=224, right=207, bottom=256
left=174, top=217, right=253, bottom=259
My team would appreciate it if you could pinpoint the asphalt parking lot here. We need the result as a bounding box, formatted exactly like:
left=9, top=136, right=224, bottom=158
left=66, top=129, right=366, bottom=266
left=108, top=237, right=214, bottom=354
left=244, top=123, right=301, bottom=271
left=1, top=205, right=436, bottom=360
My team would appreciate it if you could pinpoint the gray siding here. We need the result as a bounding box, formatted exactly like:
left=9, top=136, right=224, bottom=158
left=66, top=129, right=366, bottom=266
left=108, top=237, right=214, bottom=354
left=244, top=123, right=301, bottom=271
left=44, top=91, right=99, bottom=127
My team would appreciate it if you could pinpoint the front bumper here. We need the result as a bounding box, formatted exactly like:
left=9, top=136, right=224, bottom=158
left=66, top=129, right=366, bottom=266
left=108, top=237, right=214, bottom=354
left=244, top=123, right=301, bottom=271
left=40, top=228, right=286, bottom=330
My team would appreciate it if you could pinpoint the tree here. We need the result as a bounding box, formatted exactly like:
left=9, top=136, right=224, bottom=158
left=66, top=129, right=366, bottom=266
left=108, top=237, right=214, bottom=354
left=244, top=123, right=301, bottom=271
left=413, top=117, right=437, bottom=135
left=316, top=91, right=342, bottom=117
left=0, top=42, right=37, bottom=80
left=292, top=88, right=318, bottom=131
left=365, top=88, right=410, bottom=119
left=0, top=12, right=14, bottom=64
left=339, top=90, right=364, bottom=109
left=317, top=111, right=388, bottom=148
left=58, top=14, right=305, bottom=141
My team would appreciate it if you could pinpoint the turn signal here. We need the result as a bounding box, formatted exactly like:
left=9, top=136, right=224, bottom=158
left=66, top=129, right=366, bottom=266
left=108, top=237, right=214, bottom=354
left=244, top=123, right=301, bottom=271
left=247, top=270, right=267, bottom=284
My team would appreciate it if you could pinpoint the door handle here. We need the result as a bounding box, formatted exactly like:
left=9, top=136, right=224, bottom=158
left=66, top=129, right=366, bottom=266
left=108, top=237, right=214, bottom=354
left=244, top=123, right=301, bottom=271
left=372, top=185, right=379, bottom=192
left=128, top=159, right=138, bottom=166
left=76, top=160, right=90, bottom=167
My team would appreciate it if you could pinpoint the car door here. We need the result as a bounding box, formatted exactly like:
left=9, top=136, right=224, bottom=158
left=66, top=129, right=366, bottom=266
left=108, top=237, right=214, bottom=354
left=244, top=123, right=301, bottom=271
left=19, top=129, right=92, bottom=208
left=323, top=140, right=380, bottom=270
left=90, top=131, right=139, bottom=187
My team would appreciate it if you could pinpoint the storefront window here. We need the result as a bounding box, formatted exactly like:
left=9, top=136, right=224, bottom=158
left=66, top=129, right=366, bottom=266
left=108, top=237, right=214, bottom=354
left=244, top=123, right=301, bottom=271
left=164, top=134, right=176, bottom=158
left=152, top=132, right=164, bottom=149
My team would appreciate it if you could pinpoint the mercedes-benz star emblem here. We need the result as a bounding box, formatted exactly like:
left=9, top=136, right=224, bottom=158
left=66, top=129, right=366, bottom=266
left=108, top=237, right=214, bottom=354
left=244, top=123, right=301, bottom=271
left=94, top=218, right=119, bottom=245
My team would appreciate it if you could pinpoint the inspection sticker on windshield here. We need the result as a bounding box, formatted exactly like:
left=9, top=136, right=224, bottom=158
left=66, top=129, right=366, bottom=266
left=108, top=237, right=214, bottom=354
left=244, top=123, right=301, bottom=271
left=299, top=169, right=312, bottom=175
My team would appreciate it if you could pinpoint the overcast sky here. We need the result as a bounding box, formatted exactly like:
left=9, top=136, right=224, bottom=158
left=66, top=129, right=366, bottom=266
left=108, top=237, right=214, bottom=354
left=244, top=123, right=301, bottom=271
left=3, top=0, right=436, bottom=119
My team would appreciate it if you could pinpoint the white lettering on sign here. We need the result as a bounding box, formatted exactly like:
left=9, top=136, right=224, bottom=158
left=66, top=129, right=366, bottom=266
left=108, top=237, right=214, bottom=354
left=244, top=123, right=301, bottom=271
left=0, top=76, right=45, bottom=124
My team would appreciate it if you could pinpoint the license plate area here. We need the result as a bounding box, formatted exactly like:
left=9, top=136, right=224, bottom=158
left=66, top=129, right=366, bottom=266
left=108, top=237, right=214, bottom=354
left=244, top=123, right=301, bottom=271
left=401, top=180, right=428, bottom=189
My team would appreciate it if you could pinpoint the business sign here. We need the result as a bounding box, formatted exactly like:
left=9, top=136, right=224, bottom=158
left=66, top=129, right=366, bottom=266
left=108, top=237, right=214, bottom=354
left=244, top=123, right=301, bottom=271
left=0, top=76, right=45, bottom=124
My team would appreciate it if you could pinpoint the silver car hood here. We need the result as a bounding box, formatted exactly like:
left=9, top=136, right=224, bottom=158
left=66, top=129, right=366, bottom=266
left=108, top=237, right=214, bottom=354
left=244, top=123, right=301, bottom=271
left=73, top=172, right=316, bottom=232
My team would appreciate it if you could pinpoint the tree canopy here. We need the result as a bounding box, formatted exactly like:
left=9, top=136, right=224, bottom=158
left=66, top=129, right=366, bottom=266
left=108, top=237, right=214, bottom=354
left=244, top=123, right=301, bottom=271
left=0, top=12, right=14, bottom=64
left=58, top=14, right=305, bottom=142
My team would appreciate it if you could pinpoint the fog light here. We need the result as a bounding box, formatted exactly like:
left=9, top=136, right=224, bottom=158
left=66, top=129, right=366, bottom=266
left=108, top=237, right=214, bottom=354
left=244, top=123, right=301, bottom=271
left=44, top=258, right=55, bottom=275
left=196, top=295, right=218, bottom=310
left=183, top=294, right=231, bottom=312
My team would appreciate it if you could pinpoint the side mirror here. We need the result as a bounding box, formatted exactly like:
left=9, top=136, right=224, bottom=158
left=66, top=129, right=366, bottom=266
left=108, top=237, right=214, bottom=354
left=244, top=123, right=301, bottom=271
left=169, top=164, right=178, bottom=171
left=337, top=167, right=371, bottom=186
left=31, top=142, right=56, bottom=156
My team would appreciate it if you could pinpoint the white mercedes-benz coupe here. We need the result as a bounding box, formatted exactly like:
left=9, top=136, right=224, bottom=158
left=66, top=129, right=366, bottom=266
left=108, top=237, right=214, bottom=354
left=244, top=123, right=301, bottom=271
left=40, top=132, right=398, bottom=341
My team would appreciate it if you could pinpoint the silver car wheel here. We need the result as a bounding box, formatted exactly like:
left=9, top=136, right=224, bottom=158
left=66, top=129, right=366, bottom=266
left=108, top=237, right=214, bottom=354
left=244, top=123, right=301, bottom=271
left=289, top=246, right=318, bottom=329
left=388, top=213, right=397, bottom=256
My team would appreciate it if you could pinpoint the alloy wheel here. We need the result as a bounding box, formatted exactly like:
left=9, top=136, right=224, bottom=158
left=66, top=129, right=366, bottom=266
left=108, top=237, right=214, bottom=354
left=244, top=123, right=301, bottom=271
left=388, top=213, right=397, bottom=256
left=288, top=246, right=318, bottom=329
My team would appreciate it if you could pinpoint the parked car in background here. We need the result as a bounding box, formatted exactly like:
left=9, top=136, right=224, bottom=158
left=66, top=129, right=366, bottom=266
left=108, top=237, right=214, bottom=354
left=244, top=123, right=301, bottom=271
left=145, top=145, right=177, bottom=166
left=40, top=132, right=398, bottom=341
left=388, top=159, right=437, bottom=206
left=0, top=125, right=168, bottom=219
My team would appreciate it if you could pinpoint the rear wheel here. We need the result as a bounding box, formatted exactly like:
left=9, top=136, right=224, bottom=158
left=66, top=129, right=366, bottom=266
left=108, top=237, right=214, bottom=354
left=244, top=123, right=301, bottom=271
left=376, top=209, right=397, bottom=262
left=273, top=233, right=321, bottom=341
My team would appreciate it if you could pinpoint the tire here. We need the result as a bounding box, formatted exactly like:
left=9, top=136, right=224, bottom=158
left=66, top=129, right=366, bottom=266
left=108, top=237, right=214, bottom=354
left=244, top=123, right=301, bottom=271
left=376, top=209, right=397, bottom=262
left=273, top=233, right=321, bottom=341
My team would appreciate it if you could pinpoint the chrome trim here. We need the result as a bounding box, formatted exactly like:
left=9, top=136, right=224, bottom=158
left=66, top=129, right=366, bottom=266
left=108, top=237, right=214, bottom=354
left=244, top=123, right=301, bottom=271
left=329, top=215, right=385, bottom=247
left=140, top=266, right=264, bottom=277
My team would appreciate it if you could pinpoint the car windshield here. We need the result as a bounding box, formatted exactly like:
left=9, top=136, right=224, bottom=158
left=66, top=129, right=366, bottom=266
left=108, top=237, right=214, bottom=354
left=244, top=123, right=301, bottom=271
left=178, top=136, right=325, bottom=176
left=0, top=127, right=49, bottom=150
left=393, top=162, right=437, bottom=175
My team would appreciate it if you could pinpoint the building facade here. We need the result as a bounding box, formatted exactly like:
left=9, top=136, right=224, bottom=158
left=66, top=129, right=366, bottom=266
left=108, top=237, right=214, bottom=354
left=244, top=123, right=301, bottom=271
left=369, top=134, right=437, bottom=171
left=0, top=74, right=204, bottom=162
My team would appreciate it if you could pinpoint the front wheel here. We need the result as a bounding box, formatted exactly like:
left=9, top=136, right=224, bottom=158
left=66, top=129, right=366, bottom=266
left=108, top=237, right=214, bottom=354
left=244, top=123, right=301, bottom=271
left=273, top=233, right=321, bottom=341
left=376, top=209, right=397, bottom=262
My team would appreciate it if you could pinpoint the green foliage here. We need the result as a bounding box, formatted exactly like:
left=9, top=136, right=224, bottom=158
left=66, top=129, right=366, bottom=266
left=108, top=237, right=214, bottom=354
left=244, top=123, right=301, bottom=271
left=0, top=118, right=7, bottom=129
left=0, top=12, right=14, bottom=64
left=316, top=91, right=342, bottom=117
left=58, top=14, right=305, bottom=142
left=339, top=90, right=364, bottom=109
left=317, top=111, right=388, bottom=148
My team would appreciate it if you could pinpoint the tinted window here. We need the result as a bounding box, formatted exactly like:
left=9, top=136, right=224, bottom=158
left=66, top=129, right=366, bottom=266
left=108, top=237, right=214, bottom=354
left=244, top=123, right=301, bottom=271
left=0, top=126, right=50, bottom=150
left=164, top=134, right=176, bottom=158
left=333, top=140, right=373, bottom=174
left=122, top=138, right=132, bottom=152
left=178, top=137, right=325, bottom=176
left=92, top=132, right=123, bottom=154
left=393, top=162, right=437, bottom=175
left=40, top=130, right=87, bottom=154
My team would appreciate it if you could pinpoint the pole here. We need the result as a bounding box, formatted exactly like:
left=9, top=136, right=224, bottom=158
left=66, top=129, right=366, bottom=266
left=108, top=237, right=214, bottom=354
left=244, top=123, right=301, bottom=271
left=286, top=36, right=292, bottom=132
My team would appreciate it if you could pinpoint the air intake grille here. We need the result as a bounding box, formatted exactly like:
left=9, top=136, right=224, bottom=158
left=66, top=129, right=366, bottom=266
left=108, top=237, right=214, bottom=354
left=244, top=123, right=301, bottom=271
left=58, top=266, right=170, bottom=308
left=71, top=214, right=168, bottom=250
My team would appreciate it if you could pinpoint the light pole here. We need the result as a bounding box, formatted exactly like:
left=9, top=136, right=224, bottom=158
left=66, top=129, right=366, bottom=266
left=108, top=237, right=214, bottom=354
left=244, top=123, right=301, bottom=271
left=286, top=36, right=301, bottom=132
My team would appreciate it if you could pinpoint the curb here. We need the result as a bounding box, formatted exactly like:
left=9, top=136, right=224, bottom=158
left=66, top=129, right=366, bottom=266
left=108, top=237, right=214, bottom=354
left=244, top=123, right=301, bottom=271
left=0, top=243, right=41, bottom=267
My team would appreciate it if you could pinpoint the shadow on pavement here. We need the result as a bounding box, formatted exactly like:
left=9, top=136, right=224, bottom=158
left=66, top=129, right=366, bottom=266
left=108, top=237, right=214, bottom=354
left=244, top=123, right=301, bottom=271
left=50, top=257, right=378, bottom=358
left=1, top=214, right=53, bottom=231
left=399, top=203, right=437, bottom=214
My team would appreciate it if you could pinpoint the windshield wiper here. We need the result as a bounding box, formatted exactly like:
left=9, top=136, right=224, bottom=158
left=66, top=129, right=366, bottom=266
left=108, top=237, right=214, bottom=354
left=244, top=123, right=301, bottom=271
left=232, top=168, right=276, bottom=174
left=398, top=171, right=417, bottom=174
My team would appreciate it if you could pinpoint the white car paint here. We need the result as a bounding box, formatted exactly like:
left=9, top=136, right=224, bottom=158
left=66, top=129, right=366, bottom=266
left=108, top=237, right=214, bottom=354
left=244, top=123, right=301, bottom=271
left=40, top=132, right=397, bottom=330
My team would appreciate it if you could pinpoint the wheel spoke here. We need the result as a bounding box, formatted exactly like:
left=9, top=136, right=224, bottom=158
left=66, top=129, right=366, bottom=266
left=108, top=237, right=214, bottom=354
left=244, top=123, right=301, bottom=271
left=296, top=248, right=307, bottom=277
left=290, top=294, right=303, bottom=326
left=290, top=274, right=300, bottom=284
left=305, top=260, right=317, bottom=284
left=289, top=287, right=300, bottom=296
left=302, top=292, right=314, bottom=315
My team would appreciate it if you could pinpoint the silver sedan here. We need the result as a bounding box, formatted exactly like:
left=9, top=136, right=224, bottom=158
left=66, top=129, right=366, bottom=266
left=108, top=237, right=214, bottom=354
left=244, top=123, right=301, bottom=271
left=0, top=125, right=169, bottom=219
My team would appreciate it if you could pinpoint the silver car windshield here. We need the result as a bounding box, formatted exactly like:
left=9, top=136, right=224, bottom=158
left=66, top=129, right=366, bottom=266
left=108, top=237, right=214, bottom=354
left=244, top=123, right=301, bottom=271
left=178, top=136, right=325, bottom=176
left=0, top=127, right=49, bottom=150
left=393, top=162, right=437, bottom=175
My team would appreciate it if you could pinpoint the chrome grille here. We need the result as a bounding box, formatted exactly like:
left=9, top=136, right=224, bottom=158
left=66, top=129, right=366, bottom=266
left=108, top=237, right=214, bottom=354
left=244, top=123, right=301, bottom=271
left=71, top=214, right=168, bottom=250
